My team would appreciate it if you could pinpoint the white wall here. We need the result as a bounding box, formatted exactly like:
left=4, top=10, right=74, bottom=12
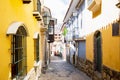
left=84, top=0, right=119, bottom=35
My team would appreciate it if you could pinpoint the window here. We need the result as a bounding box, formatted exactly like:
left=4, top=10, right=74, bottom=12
left=34, top=35, right=39, bottom=62
left=11, top=26, right=27, bottom=79
left=112, top=22, right=120, bottom=36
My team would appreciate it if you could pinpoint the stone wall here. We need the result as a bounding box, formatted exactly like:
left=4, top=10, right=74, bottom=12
left=85, top=59, right=94, bottom=79
left=76, top=58, right=120, bottom=80
left=102, top=65, right=120, bottom=80
left=76, top=57, right=86, bottom=72
left=76, top=57, right=93, bottom=78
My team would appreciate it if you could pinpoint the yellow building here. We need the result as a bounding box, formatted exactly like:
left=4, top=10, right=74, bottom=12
left=86, top=0, right=120, bottom=80
left=0, top=0, right=47, bottom=79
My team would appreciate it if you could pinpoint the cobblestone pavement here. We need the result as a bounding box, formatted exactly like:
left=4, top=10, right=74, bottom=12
left=39, top=56, right=92, bottom=80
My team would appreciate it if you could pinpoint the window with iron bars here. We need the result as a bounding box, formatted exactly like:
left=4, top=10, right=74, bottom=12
left=11, top=26, right=27, bottom=79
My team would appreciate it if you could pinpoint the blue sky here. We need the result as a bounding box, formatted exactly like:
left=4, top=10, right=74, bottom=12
left=44, top=0, right=71, bottom=23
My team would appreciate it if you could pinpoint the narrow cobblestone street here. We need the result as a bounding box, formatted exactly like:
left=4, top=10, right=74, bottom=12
left=39, top=56, right=92, bottom=80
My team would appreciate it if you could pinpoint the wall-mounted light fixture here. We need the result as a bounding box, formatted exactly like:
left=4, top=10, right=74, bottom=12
left=43, top=13, right=51, bottom=26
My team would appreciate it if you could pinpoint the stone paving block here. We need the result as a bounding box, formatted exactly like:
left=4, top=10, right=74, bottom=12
left=39, top=56, right=92, bottom=80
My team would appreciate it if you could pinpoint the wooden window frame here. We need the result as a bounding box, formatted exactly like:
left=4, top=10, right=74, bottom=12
left=11, top=27, right=27, bottom=79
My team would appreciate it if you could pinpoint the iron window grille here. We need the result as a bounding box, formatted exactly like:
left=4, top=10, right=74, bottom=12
left=11, top=26, right=27, bottom=79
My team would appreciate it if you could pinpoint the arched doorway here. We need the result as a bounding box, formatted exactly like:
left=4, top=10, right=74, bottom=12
left=94, top=31, right=102, bottom=73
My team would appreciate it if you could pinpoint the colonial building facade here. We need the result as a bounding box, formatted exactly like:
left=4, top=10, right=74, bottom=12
left=62, top=0, right=120, bottom=80
left=0, top=0, right=51, bottom=80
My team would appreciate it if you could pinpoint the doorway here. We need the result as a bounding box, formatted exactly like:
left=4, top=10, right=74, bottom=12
left=94, top=31, right=102, bottom=73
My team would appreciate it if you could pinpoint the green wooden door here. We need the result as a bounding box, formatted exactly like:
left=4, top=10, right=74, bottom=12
left=96, top=35, right=102, bottom=72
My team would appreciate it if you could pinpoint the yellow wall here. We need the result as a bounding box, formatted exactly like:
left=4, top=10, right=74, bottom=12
left=86, top=0, right=120, bottom=72
left=86, top=24, right=120, bottom=72
left=0, top=0, right=41, bottom=79
left=86, top=33, right=94, bottom=62
left=102, top=24, right=120, bottom=71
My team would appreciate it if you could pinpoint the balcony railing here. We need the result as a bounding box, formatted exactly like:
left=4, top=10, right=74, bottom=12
left=33, top=0, right=42, bottom=21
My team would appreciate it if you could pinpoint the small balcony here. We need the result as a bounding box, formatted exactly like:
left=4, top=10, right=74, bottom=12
left=33, top=11, right=42, bottom=21
left=23, top=0, right=31, bottom=4
left=88, top=0, right=101, bottom=12
left=33, top=0, right=41, bottom=21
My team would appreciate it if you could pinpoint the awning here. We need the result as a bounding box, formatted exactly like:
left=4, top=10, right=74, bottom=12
left=6, top=22, right=28, bottom=36
left=33, top=32, right=39, bottom=39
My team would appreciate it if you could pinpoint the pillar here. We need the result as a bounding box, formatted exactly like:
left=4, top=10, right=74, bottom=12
left=40, top=27, right=47, bottom=73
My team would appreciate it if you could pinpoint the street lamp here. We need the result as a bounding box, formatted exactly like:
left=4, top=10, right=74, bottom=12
left=42, top=13, right=51, bottom=72
left=43, top=13, right=51, bottom=26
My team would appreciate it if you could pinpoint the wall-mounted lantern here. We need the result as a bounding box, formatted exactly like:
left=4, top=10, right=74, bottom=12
left=43, top=13, right=51, bottom=26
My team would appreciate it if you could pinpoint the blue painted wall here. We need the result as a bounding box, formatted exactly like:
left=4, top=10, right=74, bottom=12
left=78, top=40, right=86, bottom=59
